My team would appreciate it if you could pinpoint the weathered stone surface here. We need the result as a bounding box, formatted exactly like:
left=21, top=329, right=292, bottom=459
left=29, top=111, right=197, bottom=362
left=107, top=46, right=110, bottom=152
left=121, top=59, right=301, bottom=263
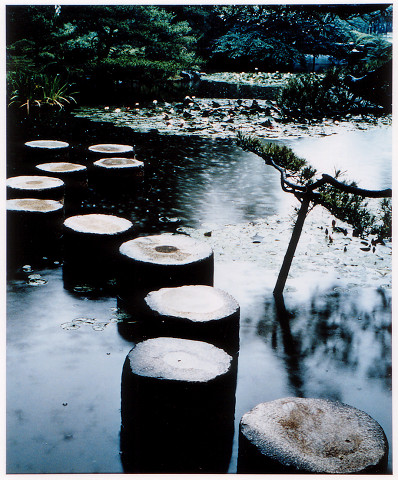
left=145, top=285, right=238, bottom=322
left=7, top=175, right=64, bottom=191
left=93, top=157, right=143, bottom=169
left=126, top=336, right=232, bottom=382
left=25, top=140, right=69, bottom=149
left=7, top=175, right=65, bottom=201
left=143, top=285, right=240, bottom=354
left=88, top=143, right=134, bottom=154
left=7, top=198, right=63, bottom=213
left=64, top=213, right=132, bottom=235
left=36, top=162, right=86, bottom=173
left=238, top=397, right=388, bottom=474
left=119, top=234, right=213, bottom=266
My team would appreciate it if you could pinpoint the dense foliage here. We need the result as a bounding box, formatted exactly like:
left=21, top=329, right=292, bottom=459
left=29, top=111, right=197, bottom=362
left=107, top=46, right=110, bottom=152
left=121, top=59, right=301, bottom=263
left=6, top=5, right=392, bottom=109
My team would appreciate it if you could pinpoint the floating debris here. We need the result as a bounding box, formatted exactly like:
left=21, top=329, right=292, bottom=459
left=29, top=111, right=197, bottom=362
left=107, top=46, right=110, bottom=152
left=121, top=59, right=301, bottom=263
left=74, top=317, right=96, bottom=324
left=27, top=274, right=48, bottom=286
left=92, top=322, right=109, bottom=331
left=60, top=322, right=81, bottom=330
left=108, top=317, right=120, bottom=324
left=73, top=284, right=95, bottom=293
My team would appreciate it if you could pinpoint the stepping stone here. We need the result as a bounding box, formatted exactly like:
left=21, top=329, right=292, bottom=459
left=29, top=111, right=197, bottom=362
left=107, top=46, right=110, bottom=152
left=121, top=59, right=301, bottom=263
left=7, top=198, right=64, bottom=270
left=35, top=162, right=87, bottom=188
left=118, top=234, right=214, bottom=310
left=24, top=139, right=69, bottom=160
left=7, top=175, right=64, bottom=201
left=88, top=143, right=135, bottom=158
left=25, top=139, right=69, bottom=150
left=91, top=157, right=144, bottom=191
left=63, top=213, right=134, bottom=290
left=144, top=285, right=240, bottom=354
left=93, top=157, right=143, bottom=173
left=121, top=337, right=236, bottom=473
left=238, top=397, right=388, bottom=474
left=35, top=162, right=88, bottom=214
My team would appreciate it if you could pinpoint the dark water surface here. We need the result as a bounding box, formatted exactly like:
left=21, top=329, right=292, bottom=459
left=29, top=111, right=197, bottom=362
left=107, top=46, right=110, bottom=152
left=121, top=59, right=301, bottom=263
left=7, top=117, right=392, bottom=473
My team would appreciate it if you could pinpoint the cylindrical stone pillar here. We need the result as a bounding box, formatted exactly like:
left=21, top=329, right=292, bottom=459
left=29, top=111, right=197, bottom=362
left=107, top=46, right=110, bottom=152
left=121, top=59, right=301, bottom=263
left=120, top=337, right=237, bottom=473
left=117, top=234, right=214, bottom=313
left=24, top=140, right=69, bottom=171
left=63, top=213, right=134, bottom=292
left=87, top=143, right=135, bottom=162
left=35, top=162, right=87, bottom=190
left=7, top=198, right=64, bottom=272
left=7, top=175, right=65, bottom=202
left=91, top=157, right=144, bottom=192
left=143, top=285, right=240, bottom=355
left=35, top=162, right=88, bottom=214
left=237, top=397, right=388, bottom=474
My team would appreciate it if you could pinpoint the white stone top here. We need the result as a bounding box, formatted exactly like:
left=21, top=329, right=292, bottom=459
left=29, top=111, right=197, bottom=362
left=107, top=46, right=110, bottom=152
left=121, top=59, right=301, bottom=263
left=119, top=234, right=213, bottom=265
left=36, top=162, right=86, bottom=173
left=7, top=198, right=63, bottom=213
left=240, top=397, right=387, bottom=474
left=145, top=285, right=239, bottom=322
left=64, top=213, right=132, bottom=235
left=88, top=144, right=134, bottom=154
left=127, top=337, right=232, bottom=382
left=93, top=157, right=144, bottom=169
left=7, top=175, right=64, bottom=190
left=25, top=140, right=69, bottom=149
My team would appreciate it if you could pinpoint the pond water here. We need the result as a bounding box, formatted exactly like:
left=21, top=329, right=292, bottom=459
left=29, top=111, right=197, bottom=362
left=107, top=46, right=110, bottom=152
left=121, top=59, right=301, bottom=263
left=7, top=116, right=392, bottom=474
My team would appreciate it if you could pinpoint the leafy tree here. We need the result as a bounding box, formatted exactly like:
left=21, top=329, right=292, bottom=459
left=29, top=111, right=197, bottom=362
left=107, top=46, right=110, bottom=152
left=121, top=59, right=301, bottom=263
left=208, top=5, right=351, bottom=71
left=7, top=5, right=201, bottom=85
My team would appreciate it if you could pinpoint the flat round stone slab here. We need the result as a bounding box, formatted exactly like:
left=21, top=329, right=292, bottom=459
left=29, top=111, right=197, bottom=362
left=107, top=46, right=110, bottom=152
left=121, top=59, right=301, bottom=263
left=7, top=198, right=63, bottom=213
left=239, top=397, right=388, bottom=474
left=88, top=144, right=134, bottom=154
left=145, top=285, right=238, bottom=322
left=64, top=213, right=132, bottom=235
left=120, top=234, right=213, bottom=266
left=93, top=157, right=144, bottom=169
left=126, top=337, right=232, bottom=382
left=25, top=140, right=69, bottom=149
left=36, top=162, right=86, bottom=173
left=7, top=175, right=64, bottom=191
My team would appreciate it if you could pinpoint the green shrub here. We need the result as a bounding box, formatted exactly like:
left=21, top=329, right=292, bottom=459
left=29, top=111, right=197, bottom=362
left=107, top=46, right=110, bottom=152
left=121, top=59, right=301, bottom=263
left=278, top=69, right=356, bottom=121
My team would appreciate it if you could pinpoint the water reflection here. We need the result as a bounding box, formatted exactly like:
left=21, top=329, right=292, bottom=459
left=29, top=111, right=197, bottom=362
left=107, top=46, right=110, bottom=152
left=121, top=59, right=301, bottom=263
left=83, top=135, right=290, bottom=233
left=256, top=286, right=391, bottom=399
left=288, top=127, right=392, bottom=190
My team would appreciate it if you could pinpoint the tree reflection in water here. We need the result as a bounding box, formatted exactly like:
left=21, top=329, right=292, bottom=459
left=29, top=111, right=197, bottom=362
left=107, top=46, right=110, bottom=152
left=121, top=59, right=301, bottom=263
left=257, top=286, right=392, bottom=399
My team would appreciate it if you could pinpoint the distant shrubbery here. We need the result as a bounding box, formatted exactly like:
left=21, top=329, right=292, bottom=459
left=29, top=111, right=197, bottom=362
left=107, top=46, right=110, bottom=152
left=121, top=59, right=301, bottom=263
left=277, top=69, right=357, bottom=121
